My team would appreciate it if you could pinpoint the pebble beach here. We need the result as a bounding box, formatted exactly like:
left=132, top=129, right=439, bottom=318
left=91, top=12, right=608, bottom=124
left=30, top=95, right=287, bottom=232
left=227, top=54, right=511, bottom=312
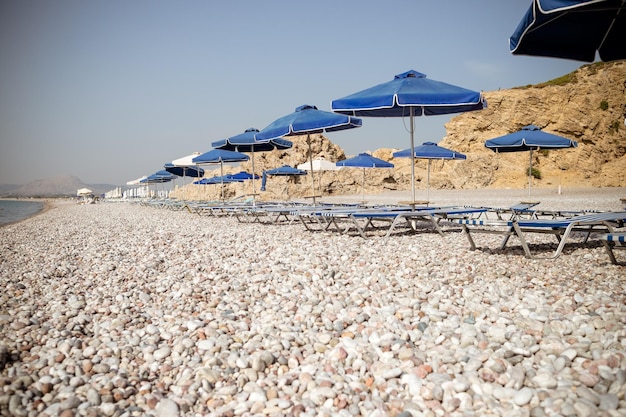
left=1, top=187, right=625, bottom=417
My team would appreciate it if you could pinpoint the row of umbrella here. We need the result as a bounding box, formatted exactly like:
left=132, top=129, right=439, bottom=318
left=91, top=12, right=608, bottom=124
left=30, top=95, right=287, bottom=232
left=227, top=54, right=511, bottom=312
left=132, top=0, right=622, bottom=202
left=136, top=70, right=577, bottom=203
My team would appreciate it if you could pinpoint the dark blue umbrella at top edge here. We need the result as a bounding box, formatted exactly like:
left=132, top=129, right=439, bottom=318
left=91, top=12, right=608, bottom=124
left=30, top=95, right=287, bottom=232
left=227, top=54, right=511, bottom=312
left=485, top=125, right=577, bottom=200
left=256, top=105, right=362, bottom=205
left=332, top=70, right=486, bottom=204
left=510, top=0, right=626, bottom=62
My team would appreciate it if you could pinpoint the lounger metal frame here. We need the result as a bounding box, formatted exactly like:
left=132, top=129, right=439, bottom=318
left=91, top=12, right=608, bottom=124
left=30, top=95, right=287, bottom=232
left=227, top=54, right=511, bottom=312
left=347, top=207, right=487, bottom=238
left=458, top=212, right=626, bottom=259
left=602, top=233, right=626, bottom=265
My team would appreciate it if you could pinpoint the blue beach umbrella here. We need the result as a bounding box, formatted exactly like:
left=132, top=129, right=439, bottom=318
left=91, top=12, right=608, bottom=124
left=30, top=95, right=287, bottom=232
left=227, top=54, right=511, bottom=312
left=169, top=152, right=204, bottom=199
left=192, top=149, right=250, bottom=164
left=332, top=70, right=486, bottom=204
left=393, top=142, right=466, bottom=201
left=193, top=149, right=249, bottom=200
left=212, top=128, right=292, bottom=201
left=164, top=163, right=205, bottom=201
left=141, top=170, right=176, bottom=198
left=226, top=171, right=259, bottom=195
left=256, top=105, right=362, bottom=204
left=193, top=178, right=211, bottom=185
left=510, top=0, right=626, bottom=62
left=164, top=163, right=204, bottom=178
left=228, top=171, right=260, bottom=181
left=260, top=165, right=307, bottom=192
left=213, top=128, right=293, bottom=152
left=141, top=170, right=176, bottom=183
left=336, top=153, right=394, bottom=202
left=194, top=175, right=242, bottom=185
left=485, top=125, right=578, bottom=200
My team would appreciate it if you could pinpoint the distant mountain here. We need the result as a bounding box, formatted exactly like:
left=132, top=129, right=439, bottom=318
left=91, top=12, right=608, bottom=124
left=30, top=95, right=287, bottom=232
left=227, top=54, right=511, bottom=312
left=0, top=184, right=20, bottom=196
left=1, top=175, right=118, bottom=197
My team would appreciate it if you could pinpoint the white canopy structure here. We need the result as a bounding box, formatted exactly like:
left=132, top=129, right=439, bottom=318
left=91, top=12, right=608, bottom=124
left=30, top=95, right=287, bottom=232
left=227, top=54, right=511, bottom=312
left=172, top=152, right=202, bottom=167
left=126, top=176, right=148, bottom=186
left=296, top=157, right=342, bottom=172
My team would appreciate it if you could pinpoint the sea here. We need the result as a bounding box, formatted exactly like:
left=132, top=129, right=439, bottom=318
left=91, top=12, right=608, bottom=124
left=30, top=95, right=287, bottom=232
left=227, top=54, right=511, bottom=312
left=0, top=200, right=45, bottom=227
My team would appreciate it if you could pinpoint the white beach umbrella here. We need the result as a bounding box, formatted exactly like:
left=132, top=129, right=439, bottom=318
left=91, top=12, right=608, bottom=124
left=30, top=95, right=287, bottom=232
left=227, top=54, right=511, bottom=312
left=297, top=157, right=343, bottom=197
left=172, top=152, right=202, bottom=167
left=296, top=157, right=343, bottom=172
left=126, top=176, right=148, bottom=186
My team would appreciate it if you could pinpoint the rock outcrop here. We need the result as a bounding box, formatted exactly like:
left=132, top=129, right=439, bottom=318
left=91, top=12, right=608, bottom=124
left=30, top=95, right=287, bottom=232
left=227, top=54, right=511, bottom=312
left=176, top=61, right=625, bottom=201
left=442, top=60, right=626, bottom=190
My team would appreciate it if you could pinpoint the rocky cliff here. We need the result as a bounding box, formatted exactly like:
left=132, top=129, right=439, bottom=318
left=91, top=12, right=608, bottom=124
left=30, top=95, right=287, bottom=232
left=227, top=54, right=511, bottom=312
left=176, top=61, right=625, bottom=201
left=441, top=60, right=626, bottom=190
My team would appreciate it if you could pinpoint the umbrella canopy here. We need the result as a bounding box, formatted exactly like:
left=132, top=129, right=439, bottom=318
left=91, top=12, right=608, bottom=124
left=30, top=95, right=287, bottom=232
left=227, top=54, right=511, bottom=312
left=336, top=153, right=394, bottom=201
left=212, top=128, right=292, bottom=204
left=485, top=125, right=579, bottom=152
left=167, top=153, right=204, bottom=200
left=260, top=165, right=307, bottom=192
left=297, top=157, right=343, bottom=198
left=393, top=142, right=466, bottom=201
left=510, top=0, right=626, bottom=62
left=332, top=70, right=485, bottom=203
left=192, top=149, right=249, bottom=200
left=256, top=105, right=362, bottom=139
left=213, top=128, right=293, bottom=152
left=263, top=165, right=309, bottom=176
left=172, top=152, right=202, bottom=167
left=126, top=176, right=147, bottom=186
left=485, top=125, right=578, bottom=200
left=228, top=171, right=260, bottom=181
left=141, top=170, right=176, bottom=184
left=192, top=149, right=250, bottom=164
left=141, top=171, right=176, bottom=199
left=194, top=175, right=242, bottom=185
left=77, top=188, right=93, bottom=196
left=164, top=163, right=204, bottom=178
left=256, top=105, right=362, bottom=204
left=336, top=153, right=394, bottom=169
left=393, top=142, right=467, bottom=160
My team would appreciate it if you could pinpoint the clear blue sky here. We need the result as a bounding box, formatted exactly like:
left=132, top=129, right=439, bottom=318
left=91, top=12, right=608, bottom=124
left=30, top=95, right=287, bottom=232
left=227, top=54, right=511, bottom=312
left=0, top=0, right=584, bottom=186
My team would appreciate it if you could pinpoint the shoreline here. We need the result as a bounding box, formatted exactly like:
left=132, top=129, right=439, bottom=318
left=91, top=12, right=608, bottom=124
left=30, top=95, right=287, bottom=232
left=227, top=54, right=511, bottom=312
left=0, top=198, right=55, bottom=228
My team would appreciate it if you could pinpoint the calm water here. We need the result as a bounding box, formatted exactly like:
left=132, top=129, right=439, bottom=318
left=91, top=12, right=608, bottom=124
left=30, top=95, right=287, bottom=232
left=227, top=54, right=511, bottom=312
left=0, top=200, right=45, bottom=226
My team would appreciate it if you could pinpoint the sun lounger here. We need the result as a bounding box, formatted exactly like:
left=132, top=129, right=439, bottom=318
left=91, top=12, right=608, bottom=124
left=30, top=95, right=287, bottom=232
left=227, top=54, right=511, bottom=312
left=234, top=202, right=341, bottom=224
left=457, top=218, right=517, bottom=250
left=601, top=232, right=626, bottom=265
left=488, top=202, right=540, bottom=220
left=459, top=211, right=626, bottom=259
left=512, top=212, right=626, bottom=259
left=348, top=207, right=487, bottom=238
left=297, top=205, right=414, bottom=233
